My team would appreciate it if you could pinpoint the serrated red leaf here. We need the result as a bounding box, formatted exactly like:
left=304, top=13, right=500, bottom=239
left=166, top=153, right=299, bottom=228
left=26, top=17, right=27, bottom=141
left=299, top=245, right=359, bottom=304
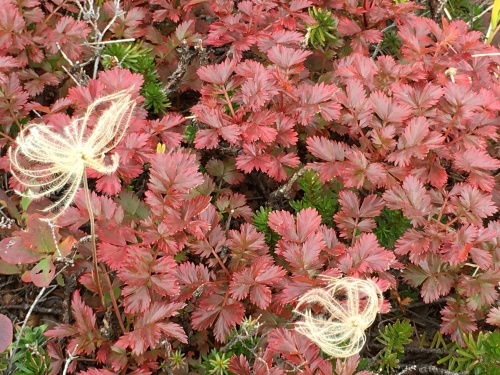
left=191, top=293, right=245, bottom=342
left=114, top=302, right=187, bottom=355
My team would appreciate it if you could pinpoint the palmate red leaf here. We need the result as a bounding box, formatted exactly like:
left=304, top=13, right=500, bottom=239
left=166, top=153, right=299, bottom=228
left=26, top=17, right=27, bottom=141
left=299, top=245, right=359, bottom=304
left=268, top=208, right=322, bottom=242
left=294, top=82, right=341, bottom=125
left=339, top=233, right=396, bottom=276
left=114, top=302, right=187, bottom=355
left=235, top=61, right=278, bottom=111
left=337, top=80, right=373, bottom=130
left=306, top=136, right=348, bottom=182
left=279, top=232, right=325, bottom=273
left=451, top=184, right=497, bottom=226
left=388, top=117, right=444, bottom=167
left=229, top=255, right=286, bottom=309
left=197, top=58, right=236, bottom=85
left=266, top=152, right=300, bottom=182
left=383, top=176, right=432, bottom=227
left=453, top=148, right=500, bottom=192
left=370, top=91, right=412, bottom=124
left=440, top=297, right=477, bottom=345
left=334, top=191, right=384, bottom=239
left=459, top=269, right=500, bottom=311
left=344, top=149, right=387, bottom=189
left=193, top=106, right=241, bottom=149
left=176, top=262, right=212, bottom=300
left=191, top=293, right=245, bottom=342
left=256, top=30, right=304, bottom=52
left=162, top=196, right=212, bottom=239
left=393, top=82, right=444, bottom=115
left=235, top=143, right=272, bottom=173
left=402, top=254, right=454, bottom=303
left=45, top=291, right=102, bottom=355
left=229, top=355, right=251, bottom=375
left=118, top=249, right=179, bottom=314
left=267, top=45, right=312, bottom=74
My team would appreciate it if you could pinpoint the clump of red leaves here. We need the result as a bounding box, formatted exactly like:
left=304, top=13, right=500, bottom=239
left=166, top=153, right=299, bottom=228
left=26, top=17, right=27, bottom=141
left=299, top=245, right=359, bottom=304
left=0, top=0, right=499, bottom=374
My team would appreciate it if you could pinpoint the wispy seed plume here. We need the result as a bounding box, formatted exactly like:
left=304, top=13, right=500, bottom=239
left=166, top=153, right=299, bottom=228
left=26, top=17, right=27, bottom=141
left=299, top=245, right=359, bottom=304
left=295, top=277, right=383, bottom=358
left=9, top=90, right=136, bottom=220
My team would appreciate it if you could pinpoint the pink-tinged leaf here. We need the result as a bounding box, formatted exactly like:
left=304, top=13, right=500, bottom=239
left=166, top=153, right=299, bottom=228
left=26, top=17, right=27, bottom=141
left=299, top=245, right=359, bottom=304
left=45, top=290, right=101, bottom=355
left=452, top=184, right=497, bottom=226
left=257, top=30, right=304, bottom=52
left=486, top=307, right=500, bottom=326
left=403, top=254, right=454, bottom=303
left=268, top=210, right=297, bottom=241
left=229, top=354, right=251, bottom=375
left=344, top=149, right=387, bottom=189
left=339, top=233, right=395, bottom=276
left=0, top=314, right=12, bottom=353
left=306, top=136, right=348, bottom=181
left=453, top=148, right=500, bottom=192
left=383, top=176, right=432, bottom=227
left=197, top=59, right=236, bottom=85
left=338, top=17, right=361, bottom=35
left=393, top=82, right=444, bottom=114
left=338, top=80, right=373, bottom=129
left=191, top=294, right=245, bottom=342
left=230, top=256, right=286, bottom=309
left=235, top=144, right=272, bottom=174
left=0, top=237, right=44, bottom=264
left=114, top=302, right=187, bottom=355
left=388, top=117, right=444, bottom=167
left=267, top=45, right=312, bottom=73
left=395, top=228, right=430, bottom=263
left=30, top=257, right=55, bottom=287
left=265, top=152, right=300, bottom=182
left=281, top=233, right=324, bottom=273
left=440, top=298, right=477, bottom=345
left=370, top=91, right=412, bottom=124
left=294, top=83, right=341, bottom=125
left=194, top=106, right=241, bottom=149
left=335, top=191, right=383, bottom=239
left=296, top=208, right=322, bottom=241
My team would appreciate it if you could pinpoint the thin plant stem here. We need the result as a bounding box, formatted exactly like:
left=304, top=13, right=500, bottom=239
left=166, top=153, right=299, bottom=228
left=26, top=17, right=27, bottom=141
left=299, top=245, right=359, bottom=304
left=82, top=170, right=106, bottom=309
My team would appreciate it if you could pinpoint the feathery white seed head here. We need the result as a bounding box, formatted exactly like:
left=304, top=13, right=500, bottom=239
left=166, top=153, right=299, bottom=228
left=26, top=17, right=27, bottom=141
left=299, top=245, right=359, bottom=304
left=9, top=90, right=136, bottom=221
left=295, top=276, right=383, bottom=358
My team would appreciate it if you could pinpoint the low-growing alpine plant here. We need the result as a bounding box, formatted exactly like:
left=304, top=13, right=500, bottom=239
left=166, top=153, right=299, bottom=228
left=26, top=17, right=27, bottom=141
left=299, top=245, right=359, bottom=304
left=0, top=0, right=499, bottom=374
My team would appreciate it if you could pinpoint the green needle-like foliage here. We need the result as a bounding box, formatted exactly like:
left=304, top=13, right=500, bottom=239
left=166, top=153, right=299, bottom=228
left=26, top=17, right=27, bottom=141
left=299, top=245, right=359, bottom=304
left=290, top=170, right=338, bottom=226
left=373, top=208, right=411, bottom=249
left=253, top=206, right=280, bottom=248
left=11, top=325, right=51, bottom=375
left=376, top=319, right=413, bottom=373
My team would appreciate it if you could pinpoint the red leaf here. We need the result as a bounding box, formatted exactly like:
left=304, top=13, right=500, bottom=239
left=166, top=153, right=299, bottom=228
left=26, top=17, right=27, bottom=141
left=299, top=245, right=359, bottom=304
left=229, top=355, right=251, bottom=375
left=383, top=176, right=432, bottom=227
left=393, top=82, right=444, bottom=114
left=0, top=314, right=12, bottom=353
left=440, top=298, right=477, bottom=345
left=306, top=136, right=348, bottom=181
left=268, top=208, right=321, bottom=242
left=267, top=45, right=312, bottom=74
left=339, top=233, right=396, bottom=276
left=118, top=250, right=179, bottom=314
left=294, top=83, right=341, bottom=125
left=45, top=290, right=102, bottom=355
left=114, top=302, right=187, bottom=355
left=403, top=254, right=454, bottom=303
left=370, top=91, right=412, bottom=124
left=388, top=117, right=444, bottom=167
left=197, top=59, right=236, bottom=85
left=229, top=256, right=286, bottom=309
left=191, top=293, right=245, bottom=342
left=453, top=148, right=500, bottom=192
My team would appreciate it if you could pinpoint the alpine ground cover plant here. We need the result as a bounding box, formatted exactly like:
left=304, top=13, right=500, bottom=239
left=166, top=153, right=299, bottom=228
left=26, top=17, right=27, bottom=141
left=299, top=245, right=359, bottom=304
left=0, top=0, right=499, bottom=374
